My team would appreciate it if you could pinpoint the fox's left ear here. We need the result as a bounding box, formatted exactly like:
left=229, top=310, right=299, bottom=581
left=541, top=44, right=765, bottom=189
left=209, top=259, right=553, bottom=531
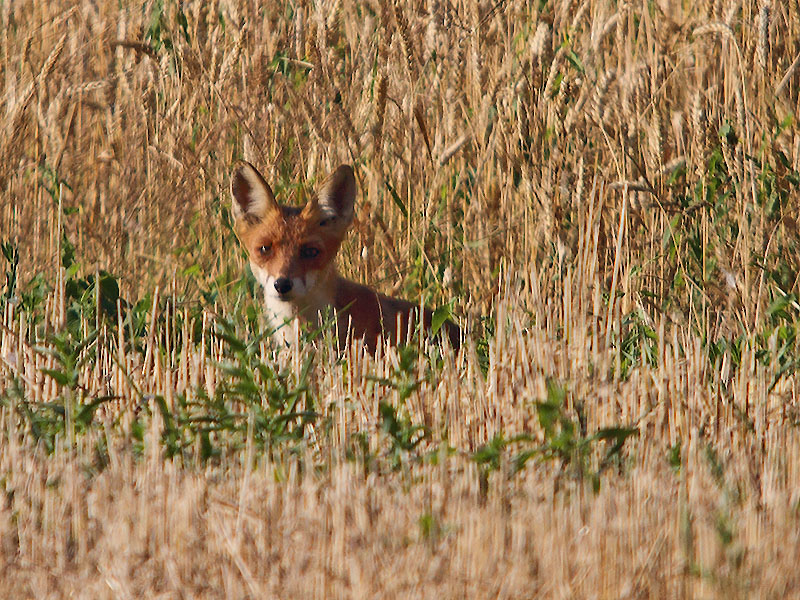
left=304, top=165, right=356, bottom=231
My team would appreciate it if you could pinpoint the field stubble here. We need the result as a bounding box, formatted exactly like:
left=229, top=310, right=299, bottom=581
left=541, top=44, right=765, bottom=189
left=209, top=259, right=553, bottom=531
left=2, top=0, right=800, bottom=597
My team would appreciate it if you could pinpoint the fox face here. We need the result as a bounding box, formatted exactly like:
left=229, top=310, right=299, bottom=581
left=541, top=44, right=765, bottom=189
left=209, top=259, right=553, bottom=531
left=230, top=162, right=356, bottom=331
left=231, top=162, right=461, bottom=352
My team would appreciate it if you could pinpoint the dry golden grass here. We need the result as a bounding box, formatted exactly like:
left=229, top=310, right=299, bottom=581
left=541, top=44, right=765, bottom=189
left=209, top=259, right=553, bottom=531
left=2, top=0, right=800, bottom=597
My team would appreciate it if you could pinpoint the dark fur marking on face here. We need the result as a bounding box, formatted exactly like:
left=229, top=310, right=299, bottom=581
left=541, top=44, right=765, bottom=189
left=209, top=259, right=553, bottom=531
left=281, top=206, right=303, bottom=217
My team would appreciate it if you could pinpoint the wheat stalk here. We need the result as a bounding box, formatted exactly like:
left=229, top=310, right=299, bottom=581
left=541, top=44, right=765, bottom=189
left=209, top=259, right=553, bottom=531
left=373, top=72, right=388, bottom=164
left=757, top=1, right=770, bottom=70
left=394, top=4, right=418, bottom=81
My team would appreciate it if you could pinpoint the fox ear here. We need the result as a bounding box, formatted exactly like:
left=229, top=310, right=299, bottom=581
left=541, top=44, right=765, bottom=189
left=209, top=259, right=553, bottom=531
left=230, top=162, right=279, bottom=223
left=305, top=165, right=356, bottom=229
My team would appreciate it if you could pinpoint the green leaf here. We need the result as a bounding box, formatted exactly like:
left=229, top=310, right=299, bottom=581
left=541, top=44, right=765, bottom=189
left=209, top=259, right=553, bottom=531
left=385, top=180, right=408, bottom=217
left=379, top=401, right=400, bottom=437
left=431, top=303, right=452, bottom=336
left=177, top=9, right=190, bottom=43
left=76, top=396, right=116, bottom=427
left=183, top=264, right=201, bottom=277
left=41, top=369, right=71, bottom=386
left=766, top=293, right=794, bottom=320
left=595, top=426, right=638, bottom=444
left=472, top=434, right=505, bottom=469
left=61, top=232, right=76, bottom=269
left=511, top=448, right=539, bottom=475
left=565, top=49, right=585, bottom=73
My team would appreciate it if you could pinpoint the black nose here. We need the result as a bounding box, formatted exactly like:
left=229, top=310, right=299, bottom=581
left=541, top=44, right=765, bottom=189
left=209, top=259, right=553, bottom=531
left=274, top=278, right=293, bottom=295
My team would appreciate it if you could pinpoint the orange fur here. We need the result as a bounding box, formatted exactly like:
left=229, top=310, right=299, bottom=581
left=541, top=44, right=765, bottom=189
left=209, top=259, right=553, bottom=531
left=230, top=162, right=460, bottom=352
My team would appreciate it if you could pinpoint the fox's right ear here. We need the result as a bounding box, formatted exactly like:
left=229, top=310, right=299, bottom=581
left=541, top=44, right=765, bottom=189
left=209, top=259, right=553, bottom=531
left=230, top=162, right=279, bottom=223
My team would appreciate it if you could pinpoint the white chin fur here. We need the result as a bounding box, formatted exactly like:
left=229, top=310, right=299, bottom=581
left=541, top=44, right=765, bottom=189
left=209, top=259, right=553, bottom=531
left=250, top=264, right=326, bottom=330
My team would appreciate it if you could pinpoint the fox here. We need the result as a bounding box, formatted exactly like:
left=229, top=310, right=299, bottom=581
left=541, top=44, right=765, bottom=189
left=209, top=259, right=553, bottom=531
left=230, top=161, right=460, bottom=353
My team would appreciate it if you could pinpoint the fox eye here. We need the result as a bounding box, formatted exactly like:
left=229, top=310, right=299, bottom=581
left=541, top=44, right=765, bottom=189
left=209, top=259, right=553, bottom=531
left=258, top=244, right=272, bottom=257
left=299, top=246, right=320, bottom=259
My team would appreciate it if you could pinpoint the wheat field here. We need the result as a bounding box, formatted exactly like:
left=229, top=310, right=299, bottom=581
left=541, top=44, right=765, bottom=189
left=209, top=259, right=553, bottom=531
left=2, top=0, right=800, bottom=597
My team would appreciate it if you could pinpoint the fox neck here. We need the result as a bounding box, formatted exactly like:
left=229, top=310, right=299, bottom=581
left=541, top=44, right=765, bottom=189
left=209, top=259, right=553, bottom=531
left=262, top=266, right=341, bottom=344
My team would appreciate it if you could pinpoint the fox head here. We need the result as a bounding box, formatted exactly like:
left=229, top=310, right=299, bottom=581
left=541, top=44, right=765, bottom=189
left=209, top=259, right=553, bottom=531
left=230, top=162, right=356, bottom=311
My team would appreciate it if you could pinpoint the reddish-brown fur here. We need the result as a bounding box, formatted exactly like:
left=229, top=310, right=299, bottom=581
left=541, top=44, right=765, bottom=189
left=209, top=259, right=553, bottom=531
left=333, top=278, right=460, bottom=352
left=230, top=162, right=460, bottom=353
